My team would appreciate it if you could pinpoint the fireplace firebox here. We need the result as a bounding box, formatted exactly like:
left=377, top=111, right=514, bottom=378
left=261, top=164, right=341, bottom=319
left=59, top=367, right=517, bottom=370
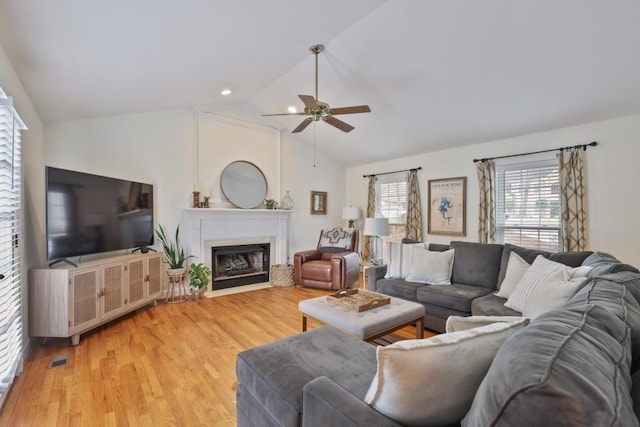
left=211, top=243, right=270, bottom=289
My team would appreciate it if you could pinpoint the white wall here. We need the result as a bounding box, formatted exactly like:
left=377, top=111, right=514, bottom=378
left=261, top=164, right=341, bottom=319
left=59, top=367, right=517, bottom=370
left=346, top=114, right=640, bottom=265
left=280, top=131, right=345, bottom=259
left=198, top=114, right=280, bottom=206
left=44, top=110, right=346, bottom=263
left=46, top=109, right=196, bottom=247
left=0, top=41, right=45, bottom=364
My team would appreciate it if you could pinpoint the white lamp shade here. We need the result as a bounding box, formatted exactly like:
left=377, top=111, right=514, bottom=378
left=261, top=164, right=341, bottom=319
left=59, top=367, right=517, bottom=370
left=342, top=206, right=361, bottom=220
left=363, top=218, right=389, bottom=237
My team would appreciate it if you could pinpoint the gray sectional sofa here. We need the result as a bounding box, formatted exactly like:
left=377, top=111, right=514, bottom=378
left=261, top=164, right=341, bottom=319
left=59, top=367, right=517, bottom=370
left=236, top=245, right=640, bottom=426
left=368, top=241, right=593, bottom=332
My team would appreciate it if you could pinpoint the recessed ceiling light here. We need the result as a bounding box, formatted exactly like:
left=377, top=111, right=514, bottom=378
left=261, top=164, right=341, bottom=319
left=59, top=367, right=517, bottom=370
left=221, top=89, right=232, bottom=96
left=287, top=106, right=297, bottom=113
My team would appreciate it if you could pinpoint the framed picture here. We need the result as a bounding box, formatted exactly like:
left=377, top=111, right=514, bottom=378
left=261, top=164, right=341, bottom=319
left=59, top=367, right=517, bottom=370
left=310, top=191, right=327, bottom=215
left=428, top=177, right=466, bottom=236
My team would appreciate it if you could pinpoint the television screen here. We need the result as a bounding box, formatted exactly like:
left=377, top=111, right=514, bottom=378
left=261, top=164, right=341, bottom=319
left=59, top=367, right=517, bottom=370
left=46, top=167, right=154, bottom=261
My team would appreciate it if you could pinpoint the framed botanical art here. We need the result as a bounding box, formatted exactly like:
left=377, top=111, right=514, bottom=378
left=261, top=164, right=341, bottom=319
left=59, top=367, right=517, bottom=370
left=310, top=191, right=327, bottom=215
left=428, top=177, right=466, bottom=236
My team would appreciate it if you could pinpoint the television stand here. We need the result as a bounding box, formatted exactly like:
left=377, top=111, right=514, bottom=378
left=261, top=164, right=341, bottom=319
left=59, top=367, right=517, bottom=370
left=48, top=258, right=78, bottom=268
left=132, top=246, right=157, bottom=254
left=30, top=252, right=164, bottom=345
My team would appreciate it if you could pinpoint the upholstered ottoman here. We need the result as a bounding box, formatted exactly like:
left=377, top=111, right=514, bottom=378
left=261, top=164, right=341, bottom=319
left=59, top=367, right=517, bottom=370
left=236, top=326, right=377, bottom=427
left=298, top=294, right=425, bottom=341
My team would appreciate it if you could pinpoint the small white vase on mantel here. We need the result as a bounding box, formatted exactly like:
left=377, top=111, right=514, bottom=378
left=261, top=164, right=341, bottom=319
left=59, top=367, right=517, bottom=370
left=280, top=190, right=294, bottom=210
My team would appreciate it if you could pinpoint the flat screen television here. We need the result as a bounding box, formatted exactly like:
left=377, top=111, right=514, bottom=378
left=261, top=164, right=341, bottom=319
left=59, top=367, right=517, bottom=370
left=46, top=167, right=154, bottom=263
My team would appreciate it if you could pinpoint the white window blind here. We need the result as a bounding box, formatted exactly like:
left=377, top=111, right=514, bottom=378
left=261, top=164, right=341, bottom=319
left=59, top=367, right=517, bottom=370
left=495, top=157, right=561, bottom=251
left=0, top=89, right=26, bottom=396
left=376, top=174, right=407, bottom=262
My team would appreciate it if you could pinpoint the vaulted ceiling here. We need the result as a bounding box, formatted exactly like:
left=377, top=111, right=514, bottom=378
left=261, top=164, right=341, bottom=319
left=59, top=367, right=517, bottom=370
left=1, top=0, right=640, bottom=166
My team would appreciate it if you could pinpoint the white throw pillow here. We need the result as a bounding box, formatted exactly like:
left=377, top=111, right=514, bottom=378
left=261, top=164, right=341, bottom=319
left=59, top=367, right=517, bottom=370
left=569, top=265, right=594, bottom=278
left=364, top=319, right=529, bottom=426
left=405, top=248, right=455, bottom=285
left=494, top=252, right=530, bottom=299
left=384, top=242, right=427, bottom=279
left=505, top=255, right=573, bottom=313
left=384, top=242, right=403, bottom=279
left=522, top=270, right=585, bottom=318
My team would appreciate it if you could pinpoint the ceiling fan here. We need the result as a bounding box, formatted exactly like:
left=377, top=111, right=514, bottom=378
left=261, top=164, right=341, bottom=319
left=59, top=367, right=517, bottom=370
left=262, top=44, right=371, bottom=133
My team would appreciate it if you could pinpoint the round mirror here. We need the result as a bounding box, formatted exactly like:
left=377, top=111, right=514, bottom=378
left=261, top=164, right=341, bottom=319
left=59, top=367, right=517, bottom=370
left=220, top=160, right=268, bottom=209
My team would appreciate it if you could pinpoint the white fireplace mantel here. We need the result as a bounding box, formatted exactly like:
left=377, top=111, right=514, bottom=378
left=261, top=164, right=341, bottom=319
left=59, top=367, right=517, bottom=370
left=179, top=208, right=291, bottom=268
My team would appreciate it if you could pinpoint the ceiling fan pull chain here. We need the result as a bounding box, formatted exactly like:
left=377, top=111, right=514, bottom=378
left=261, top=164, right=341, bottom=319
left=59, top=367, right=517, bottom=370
left=313, top=122, right=317, bottom=168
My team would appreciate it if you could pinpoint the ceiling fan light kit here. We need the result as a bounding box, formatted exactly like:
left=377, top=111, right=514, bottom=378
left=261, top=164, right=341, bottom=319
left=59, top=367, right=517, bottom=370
left=262, top=44, right=371, bottom=133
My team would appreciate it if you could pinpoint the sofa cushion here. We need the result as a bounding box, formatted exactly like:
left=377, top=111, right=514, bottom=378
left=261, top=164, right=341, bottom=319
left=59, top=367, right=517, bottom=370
left=236, top=326, right=377, bottom=427
left=583, top=251, right=639, bottom=277
left=405, top=248, right=455, bottom=285
left=471, top=293, right=522, bottom=316
left=548, top=250, right=593, bottom=267
left=416, top=283, right=492, bottom=313
left=564, top=272, right=640, bottom=373
left=364, top=318, right=528, bottom=427
left=463, top=306, right=636, bottom=427
left=376, top=278, right=425, bottom=301
left=450, top=241, right=504, bottom=289
left=496, top=243, right=550, bottom=289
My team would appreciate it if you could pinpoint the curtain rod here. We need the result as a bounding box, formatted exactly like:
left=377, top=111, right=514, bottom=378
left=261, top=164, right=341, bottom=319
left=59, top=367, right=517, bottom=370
left=363, top=166, right=422, bottom=178
left=473, top=141, right=598, bottom=163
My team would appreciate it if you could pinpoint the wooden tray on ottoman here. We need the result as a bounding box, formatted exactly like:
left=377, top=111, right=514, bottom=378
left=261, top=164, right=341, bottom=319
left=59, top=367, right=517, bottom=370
left=327, top=289, right=391, bottom=312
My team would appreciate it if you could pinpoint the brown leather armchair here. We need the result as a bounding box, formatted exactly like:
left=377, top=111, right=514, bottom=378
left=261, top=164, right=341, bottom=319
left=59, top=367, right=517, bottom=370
left=294, top=228, right=361, bottom=290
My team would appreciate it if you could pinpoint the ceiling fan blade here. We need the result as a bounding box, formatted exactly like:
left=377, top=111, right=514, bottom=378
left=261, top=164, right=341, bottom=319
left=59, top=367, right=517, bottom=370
left=261, top=112, right=305, bottom=117
left=292, top=118, right=313, bottom=133
left=329, top=105, right=371, bottom=115
left=298, top=95, right=319, bottom=110
left=323, top=116, right=355, bottom=133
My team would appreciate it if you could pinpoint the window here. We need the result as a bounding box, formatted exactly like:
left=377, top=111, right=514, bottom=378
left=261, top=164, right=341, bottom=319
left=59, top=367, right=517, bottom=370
left=0, top=89, right=26, bottom=399
left=376, top=174, right=407, bottom=262
left=495, top=156, right=561, bottom=251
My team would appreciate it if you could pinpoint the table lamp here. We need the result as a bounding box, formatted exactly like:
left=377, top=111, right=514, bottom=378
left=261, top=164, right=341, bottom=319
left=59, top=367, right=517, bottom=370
left=363, top=217, right=389, bottom=265
left=342, top=206, right=361, bottom=228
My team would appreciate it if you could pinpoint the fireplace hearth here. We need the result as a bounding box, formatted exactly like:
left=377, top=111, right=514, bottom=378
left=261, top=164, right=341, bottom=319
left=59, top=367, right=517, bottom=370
left=211, top=243, right=270, bottom=289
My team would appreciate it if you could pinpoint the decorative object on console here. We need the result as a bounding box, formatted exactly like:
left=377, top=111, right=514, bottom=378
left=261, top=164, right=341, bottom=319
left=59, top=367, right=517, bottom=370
left=203, top=196, right=210, bottom=208
left=280, top=190, right=294, bottom=210
left=220, top=160, right=268, bottom=209
left=342, top=206, right=361, bottom=228
left=363, top=218, right=389, bottom=265
left=192, top=191, right=200, bottom=208
left=428, top=176, right=467, bottom=236
left=310, top=191, right=327, bottom=215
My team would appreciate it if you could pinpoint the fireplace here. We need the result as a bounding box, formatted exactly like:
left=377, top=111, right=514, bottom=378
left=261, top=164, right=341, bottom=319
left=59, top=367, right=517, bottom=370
left=211, top=242, right=270, bottom=289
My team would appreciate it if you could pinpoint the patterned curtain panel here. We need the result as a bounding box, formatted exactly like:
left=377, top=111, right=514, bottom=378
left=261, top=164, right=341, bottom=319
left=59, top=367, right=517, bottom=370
left=476, top=160, right=496, bottom=243
left=405, top=169, right=423, bottom=241
left=362, top=176, right=377, bottom=261
left=557, top=149, right=587, bottom=251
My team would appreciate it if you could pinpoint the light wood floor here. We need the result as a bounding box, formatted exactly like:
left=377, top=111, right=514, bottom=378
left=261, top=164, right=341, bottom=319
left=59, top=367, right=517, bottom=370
left=1, top=286, right=429, bottom=426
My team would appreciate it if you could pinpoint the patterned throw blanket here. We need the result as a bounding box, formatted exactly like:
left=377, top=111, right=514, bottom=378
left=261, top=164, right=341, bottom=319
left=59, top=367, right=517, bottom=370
left=318, top=228, right=355, bottom=253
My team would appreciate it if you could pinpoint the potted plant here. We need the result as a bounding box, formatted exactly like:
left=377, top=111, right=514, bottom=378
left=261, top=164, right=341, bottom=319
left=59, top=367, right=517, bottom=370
left=189, top=262, right=212, bottom=300
left=156, top=225, right=191, bottom=301
left=264, top=199, right=278, bottom=209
